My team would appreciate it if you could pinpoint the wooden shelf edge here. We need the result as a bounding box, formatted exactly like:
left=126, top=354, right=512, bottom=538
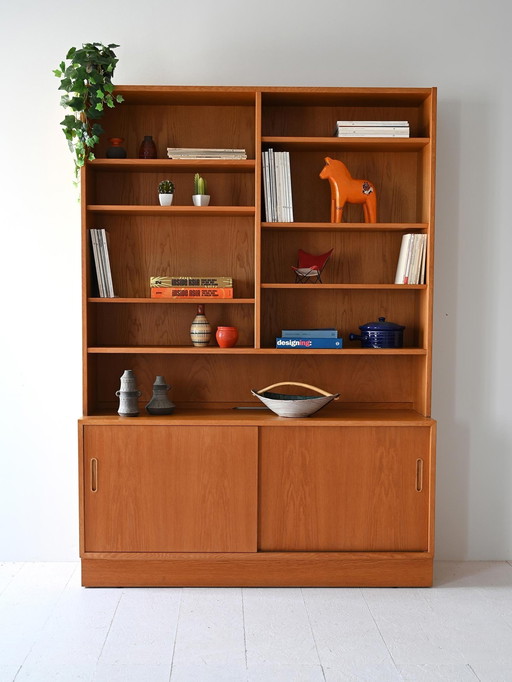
left=79, top=408, right=436, bottom=426
left=261, top=222, right=429, bottom=231
left=261, top=284, right=427, bottom=290
left=88, top=159, right=255, bottom=172
left=87, top=297, right=255, bottom=304
left=262, top=136, right=430, bottom=151
left=86, top=205, right=256, bottom=216
left=87, top=347, right=427, bottom=355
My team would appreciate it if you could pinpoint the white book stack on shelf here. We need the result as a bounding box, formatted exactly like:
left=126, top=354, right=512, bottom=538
left=90, top=228, right=115, bottom=297
left=262, top=149, right=294, bottom=222
left=394, top=233, right=428, bottom=285
left=166, top=148, right=247, bottom=159
left=335, top=121, right=410, bottom=137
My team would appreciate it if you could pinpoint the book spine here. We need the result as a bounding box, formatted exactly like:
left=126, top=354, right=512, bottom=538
left=150, top=277, right=233, bottom=287
left=281, top=329, right=338, bottom=338
left=100, top=229, right=115, bottom=297
left=151, top=287, right=234, bottom=299
left=276, top=337, right=343, bottom=349
left=90, top=230, right=105, bottom=298
left=335, top=120, right=410, bottom=127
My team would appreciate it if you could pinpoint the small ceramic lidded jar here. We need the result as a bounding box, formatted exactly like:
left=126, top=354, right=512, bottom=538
left=216, top=326, right=238, bottom=348
left=190, top=305, right=212, bottom=347
left=145, top=376, right=175, bottom=415
left=115, top=369, right=142, bottom=417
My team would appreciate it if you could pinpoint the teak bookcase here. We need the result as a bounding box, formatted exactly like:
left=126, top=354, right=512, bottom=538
left=78, top=86, right=437, bottom=587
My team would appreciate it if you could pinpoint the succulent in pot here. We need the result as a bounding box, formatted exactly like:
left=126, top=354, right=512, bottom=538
left=158, top=179, right=175, bottom=206
left=192, top=173, right=210, bottom=206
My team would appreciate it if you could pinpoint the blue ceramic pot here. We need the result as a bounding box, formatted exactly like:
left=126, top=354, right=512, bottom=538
left=349, top=317, right=405, bottom=348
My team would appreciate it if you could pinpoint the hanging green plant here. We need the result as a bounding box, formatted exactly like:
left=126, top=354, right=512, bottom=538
left=54, top=42, right=124, bottom=181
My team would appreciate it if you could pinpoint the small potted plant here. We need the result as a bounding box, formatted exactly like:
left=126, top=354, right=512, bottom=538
left=192, top=173, right=210, bottom=206
left=158, top=179, right=175, bottom=206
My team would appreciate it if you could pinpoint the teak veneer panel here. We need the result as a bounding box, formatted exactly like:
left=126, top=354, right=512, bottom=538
left=82, top=425, right=258, bottom=552
left=259, top=426, right=431, bottom=552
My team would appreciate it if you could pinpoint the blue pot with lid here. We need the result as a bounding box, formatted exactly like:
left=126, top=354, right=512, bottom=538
left=349, top=316, right=405, bottom=348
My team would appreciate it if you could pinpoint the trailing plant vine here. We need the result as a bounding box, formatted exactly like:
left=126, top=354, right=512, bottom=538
left=54, top=42, right=124, bottom=181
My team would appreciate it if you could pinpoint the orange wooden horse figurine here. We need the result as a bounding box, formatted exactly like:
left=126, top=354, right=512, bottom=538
left=319, top=157, right=377, bottom=223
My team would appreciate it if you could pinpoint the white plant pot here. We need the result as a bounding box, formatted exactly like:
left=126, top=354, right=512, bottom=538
left=192, top=194, right=210, bottom=207
left=159, top=193, right=174, bottom=206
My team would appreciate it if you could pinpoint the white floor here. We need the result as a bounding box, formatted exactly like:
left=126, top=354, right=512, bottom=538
left=1, top=562, right=512, bottom=681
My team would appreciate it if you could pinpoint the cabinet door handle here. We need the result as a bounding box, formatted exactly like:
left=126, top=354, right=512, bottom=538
left=90, top=458, right=98, bottom=493
left=415, top=458, right=423, bottom=492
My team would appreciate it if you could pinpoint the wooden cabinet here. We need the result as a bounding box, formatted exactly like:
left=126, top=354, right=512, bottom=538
left=79, top=86, right=437, bottom=587
left=82, top=425, right=258, bottom=552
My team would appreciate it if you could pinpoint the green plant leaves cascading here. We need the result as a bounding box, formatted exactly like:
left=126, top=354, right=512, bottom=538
left=54, top=42, right=124, bottom=181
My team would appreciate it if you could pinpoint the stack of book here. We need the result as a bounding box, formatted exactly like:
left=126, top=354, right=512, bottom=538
left=90, top=229, right=115, bottom=297
left=394, top=234, right=428, bottom=284
left=166, top=148, right=247, bottom=159
left=334, top=121, right=410, bottom=137
left=276, top=328, right=343, bottom=349
left=262, top=149, right=294, bottom=222
left=150, top=276, right=233, bottom=299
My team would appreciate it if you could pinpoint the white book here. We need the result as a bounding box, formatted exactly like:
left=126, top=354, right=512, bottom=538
left=336, top=120, right=409, bottom=127
left=268, top=148, right=277, bottom=222
left=275, top=151, right=284, bottom=222
left=419, top=235, right=428, bottom=284
left=90, top=229, right=105, bottom=297
left=395, top=234, right=412, bottom=284
left=337, top=126, right=409, bottom=133
left=262, top=151, right=270, bottom=222
left=99, top=229, right=115, bottom=297
left=409, top=234, right=422, bottom=284
left=284, top=151, right=294, bottom=222
left=337, top=129, right=410, bottom=137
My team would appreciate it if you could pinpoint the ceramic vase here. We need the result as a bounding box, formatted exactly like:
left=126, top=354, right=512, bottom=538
left=145, top=376, right=175, bottom=415
left=106, top=137, right=127, bottom=158
left=216, top=326, right=238, bottom=348
left=115, top=369, right=141, bottom=417
left=190, top=304, right=212, bottom=347
left=139, top=135, right=157, bottom=159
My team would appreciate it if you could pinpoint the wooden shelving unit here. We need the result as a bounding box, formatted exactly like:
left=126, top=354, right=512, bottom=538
left=78, top=85, right=437, bottom=587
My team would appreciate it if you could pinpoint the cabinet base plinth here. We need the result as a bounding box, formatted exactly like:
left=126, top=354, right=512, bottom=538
left=81, top=552, right=433, bottom=587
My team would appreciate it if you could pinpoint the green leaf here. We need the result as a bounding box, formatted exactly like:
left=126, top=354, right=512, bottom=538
left=95, top=89, right=104, bottom=99
left=116, top=94, right=124, bottom=103
left=53, top=68, right=62, bottom=78
left=66, top=46, right=76, bottom=59
left=58, top=78, right=72, bottom=91
left=95, top=102, right=103, bottom=111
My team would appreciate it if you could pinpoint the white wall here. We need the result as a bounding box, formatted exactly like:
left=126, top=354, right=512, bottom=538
left=0, top=0, right=510, bottom=560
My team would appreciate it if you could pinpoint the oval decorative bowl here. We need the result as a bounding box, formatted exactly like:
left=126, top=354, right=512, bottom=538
left=251, top=381, right=339, bottom=418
